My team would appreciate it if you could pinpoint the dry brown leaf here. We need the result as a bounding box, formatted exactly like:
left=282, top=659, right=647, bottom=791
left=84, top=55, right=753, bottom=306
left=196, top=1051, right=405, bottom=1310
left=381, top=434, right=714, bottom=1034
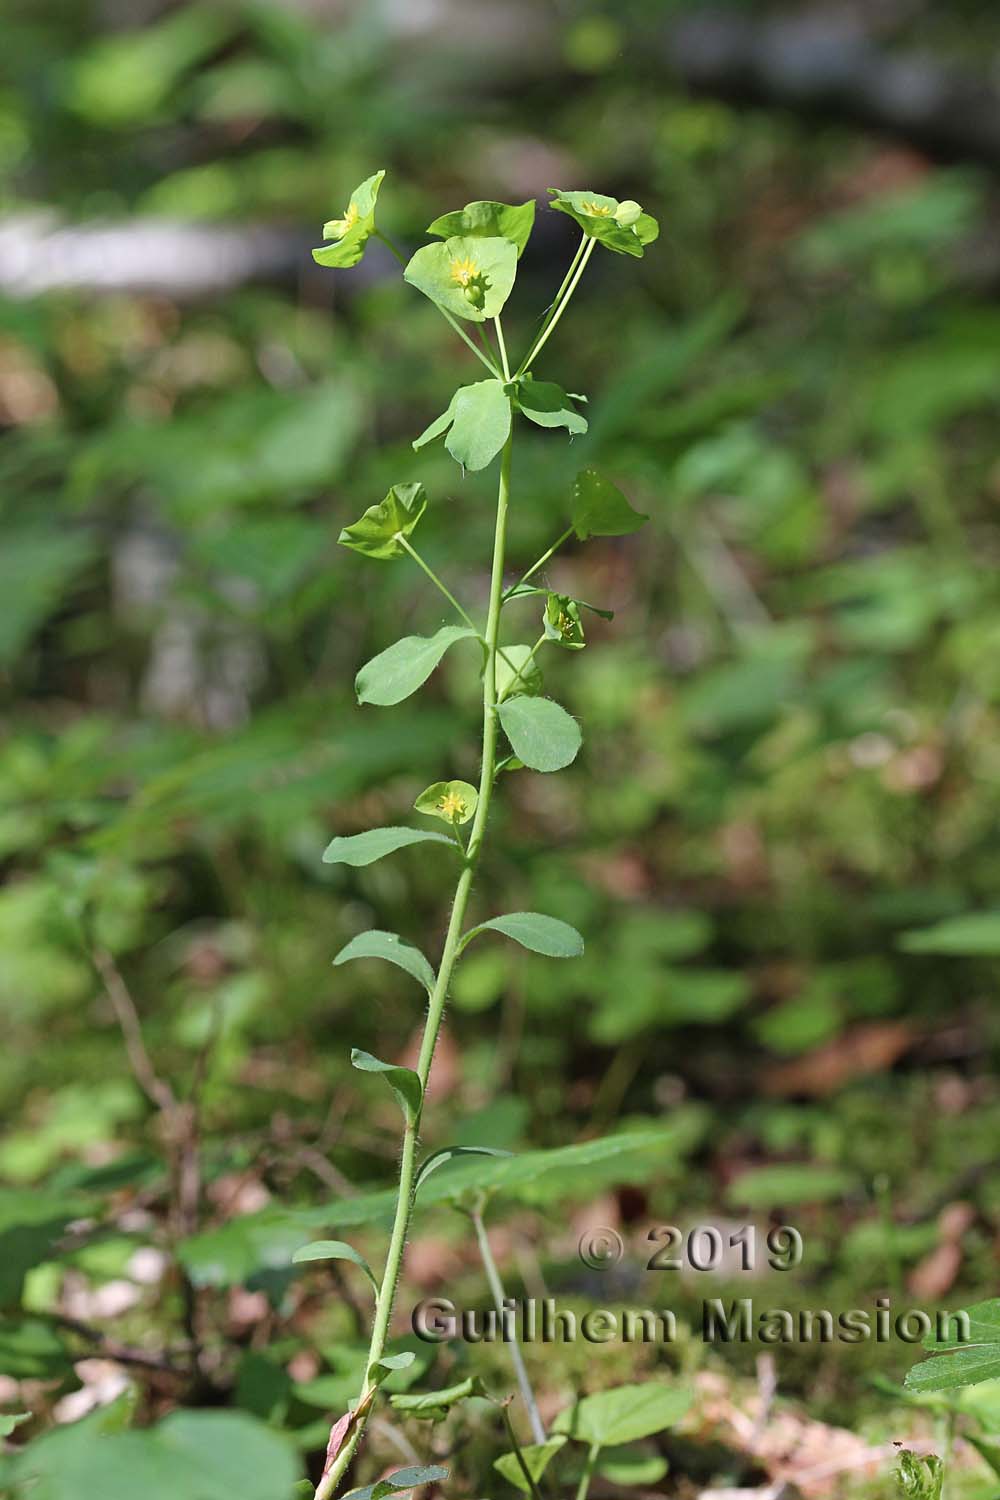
left=762, top=1023, right=913, bottom=1097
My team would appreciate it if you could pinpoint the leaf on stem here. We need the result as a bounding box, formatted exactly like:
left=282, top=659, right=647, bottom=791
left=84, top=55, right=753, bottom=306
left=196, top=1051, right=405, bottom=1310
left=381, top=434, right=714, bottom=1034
left=548, top=189, right=659, bottom=257
left=905, top=1298, right=1000, bottom=1393
left=415, top=1145, right=513, bottom=1193
left=413, top=380, right=512, bottom=472
left=389, top=1376, right=487, bottom=1419
left=427, top=200, right=535, bottom=257
left=571, top=470, right=648, bottom=540
left=496, top=643, right=542, bottom=700
left=313, top=170, right=386, bottom=269
left=497, top=695, right=581, bottom=772
left=494, top=1436, right=568, bottom=1493
left=335, top=931, right=436, bottom=994
left=553, top=1384, right=692, bottom=1447
left=515, top=376, right=588, bottom=435
left=292, top=1239, right=378, bottom=1295
left=350, top=1047, right=424, bottom=1122
left=343, top=1465, right=450, bottom=1500
left=405, top=235, right=517, bottom=322
left=323, top=827, right=454, bottom=866
left=414, top=780, right=478, bottom=827
left=369, top=1351, right=416, bottom=1386
left=356, top=625, right=476, bottom=706
left=462, top=912, right=584, bottom=959
left=338, top=482, right=427, bottom=559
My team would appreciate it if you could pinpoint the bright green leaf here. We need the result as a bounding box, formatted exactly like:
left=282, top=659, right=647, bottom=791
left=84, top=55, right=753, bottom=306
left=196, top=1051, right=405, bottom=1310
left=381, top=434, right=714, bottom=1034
left=494, top=1436, right=568, bottom=1492
left=598, top=1447, right=669, bottom=1486
left=462, top=912, right=584, bottom=959
left=344, top=1464, right=449, bottom=1500
left=516, top=376, right=588, bottom=435
left=404, top=235, right=517, bottom=321
left=291, top=1240, right=378, bottom=1295
left=356, top=625, right=476, bottom=706
left=554, top=1384, right=691, bottom=1448
left=350, top=1048, right=424, bottom=1122
left=413, top=381, right=511, bottom=472
left=725, top=1164, right=856, bottom=1208
left=414, top=780, right=478, bottom=827
left=322, top=827, right=454, bottom=867
left=572, top=469, right=648, bottom=540
left=497, top=695, right=581, bottom=772
left=414, top=1145, right=513, bottom=1193
left=313, top=170, right=385, bottom=270
left=334, top=931, right=436, bottom=994
left=899, top=914, right=1000, bottom=955
left=427, top=200, right=535, bottom=257
left=549, top=189, right=658, bottom=257
left=338, top=483, right=427, bottom=560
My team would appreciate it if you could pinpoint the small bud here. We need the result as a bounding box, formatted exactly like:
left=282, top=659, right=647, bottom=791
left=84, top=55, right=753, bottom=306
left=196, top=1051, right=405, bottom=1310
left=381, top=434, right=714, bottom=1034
left=614, top=199, right=642, bottom=227
left=463, top=283, right=484, bottom=308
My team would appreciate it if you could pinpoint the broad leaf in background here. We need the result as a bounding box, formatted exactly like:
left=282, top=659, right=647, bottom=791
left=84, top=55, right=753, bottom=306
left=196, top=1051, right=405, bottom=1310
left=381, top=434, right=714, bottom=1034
left=461, top=912, right=584, bottom=958
left=494, top=1436, right=567, bottom=1492
left=0, top=529, right=96, bottom=666
left=497, top=696, right=581, bottom=772
left=427, top=199, right=535, bottom=256
left=355, top=625, right=476, bottom=705
left=571, top=470, right=647, bottom=539
left=414, top=1145, right=513, bottom=1192
left=404, top=235, right=517, bottom=321
left=323, top=828, right=454, bottom=867
left=334, top=932, right=436, bottom=994
left=338, top=483, right=428, bottom=560
left=554, top=1383, right=691, bottom=1447
left=313, top=169, right=386, bottom=269
left=899, top=914, right=1000, bottom=955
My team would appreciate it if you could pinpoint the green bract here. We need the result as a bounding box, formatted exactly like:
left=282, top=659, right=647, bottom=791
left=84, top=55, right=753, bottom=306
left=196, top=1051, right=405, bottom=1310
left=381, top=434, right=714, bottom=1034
left=414, top=779, right=478, bottom=826
left=313, top=169, right=385, bottom=269
left=545, top=593, right=585, bottom=649
left=515, top=376, right=588, bottom=435
left=427, top=199, right=535, bottom=257
left=572, top=468, right=648, bottom=539
left=338, top=482, right=427, bottom=560
left=404, top=235, right=518, bottom=322
left=549, top=187, right=659, bottom=257
left=413, top=380, right=511, bottom=472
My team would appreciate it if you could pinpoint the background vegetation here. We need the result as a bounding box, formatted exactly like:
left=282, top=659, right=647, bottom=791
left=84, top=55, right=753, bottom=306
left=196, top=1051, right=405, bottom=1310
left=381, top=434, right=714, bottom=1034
left=4, top=1, right=1000, bottom=1495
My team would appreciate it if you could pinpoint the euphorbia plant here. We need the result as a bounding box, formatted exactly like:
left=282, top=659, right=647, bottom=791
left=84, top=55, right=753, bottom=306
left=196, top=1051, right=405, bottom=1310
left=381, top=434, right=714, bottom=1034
left=305, top=175, right=656, bottom=1499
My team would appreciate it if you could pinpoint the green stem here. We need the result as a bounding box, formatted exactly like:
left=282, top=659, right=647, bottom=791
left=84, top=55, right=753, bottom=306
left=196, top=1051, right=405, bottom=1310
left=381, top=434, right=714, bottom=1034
left=317, top=427, right=515, bottom=1500
left=502, top=529, right=574, bottom=603
left=500, top=1399, right=545, bottom=1500
left=497, top=634, right=546, bottom=704
left=516, top=235, right=595, bottom=376
left=517, top=233, right=587, bottom=376
left=472, top=1205, right=546, bottom=1445
left=375, top=231, right=499, bottom=377
left=494, top=316, right=512, bottom=382
left=396, top=537, right=479, bottom=633
left=575, top=1444, right=600, bottom=1500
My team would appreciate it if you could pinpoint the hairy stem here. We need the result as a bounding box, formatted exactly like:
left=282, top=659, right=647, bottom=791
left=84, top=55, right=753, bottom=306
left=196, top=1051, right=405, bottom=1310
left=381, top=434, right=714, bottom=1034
left=472, top=1206, right=546, bottom=1445
left=317, top=430, right=515, bottom=1500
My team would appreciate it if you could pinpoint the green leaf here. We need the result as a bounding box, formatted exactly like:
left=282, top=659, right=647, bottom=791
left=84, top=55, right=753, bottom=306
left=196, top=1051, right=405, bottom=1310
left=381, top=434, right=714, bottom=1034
left=344, top=1464, right=449, bottom=1500
left=548, top=189, right=659, bottom=257
left=323, top=827, right=454, bottom=867
left=291, top=1240, right=378, bottom=1295
left=390, top=1376, right=486, bottom=1420
left=0, top=528, right=97, bottom=667
left=370, top=1351, right=416, bottom=1386
left=404, top=236, right=517, bottom=321
left=313, top=170, right=386, bottom=270
left=497, top=696, right=582, bottom=772
left=334, top=931, right=436, bottom=994
left=496, top=643, right=543, bottom=700
left=462, top=912, right=584, bottom=959
left=516, top=377, right=588, bottom=435
left=6, top=1408, right=300, bottom=1500
left=571, top=470, right=648, bottom=540
left=554, top=1384, right=691, bottom=1448
left=356, top=625, right=476, bottom=706
left=427, top=200, right=535, bottom=256
left=725, top=1164, right=856, bottom=1208
left=899, top=913, right=1000, bottom=955
left=598, top=1447, right=669, bottom=1486
left=494, top=1436, right=568, bottom=1492
left=338, top=483, right=427, bottom=560
left=414, top=1145, right=513, bottom=1193
left=905, top=1346, right=1000, bottom=1394
left=350, top=1048, right=424, bottom=1122
left=414, top=780, right=478, bottom=827
left=413, top=381, right=512, bottom=472
left=967, top=1435, right=1000, bottom=1479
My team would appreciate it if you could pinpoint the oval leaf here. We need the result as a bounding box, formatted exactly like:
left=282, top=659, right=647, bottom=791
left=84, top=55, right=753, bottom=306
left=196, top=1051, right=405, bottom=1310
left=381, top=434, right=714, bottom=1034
left=338, top=482, right=427, bottom=560
left=334, top=931, right=436, bottom=994
left=404, top=235, right=517, bottom=322
left=292, top=1239, right=378, bottom=1295
left=415, top=1145, right=513, bottom=1193
left=356, top=625, right=476, bottom=706
left=447, top=380, right=512, bottom=471
left=414, top=780, right=478, bottom=827
left=497, top=695, right=581, bottom=772
left=323, top=827, right=454, bottom=867
left=572, top=469, right=648, bottom=540
left=427, top=200, right=535, bottom=256
left=463, top=912, right=584, bottom=959
left=554, top=1383, right=692, bottom=1448
left=351, top=1047, right=423, bottom=1122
